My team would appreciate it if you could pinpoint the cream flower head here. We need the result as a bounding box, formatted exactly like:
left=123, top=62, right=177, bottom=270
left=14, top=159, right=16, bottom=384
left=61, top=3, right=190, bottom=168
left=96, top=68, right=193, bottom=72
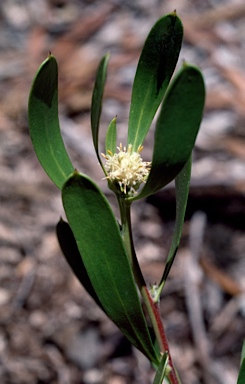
left=102, top=144, right=151, bottom=196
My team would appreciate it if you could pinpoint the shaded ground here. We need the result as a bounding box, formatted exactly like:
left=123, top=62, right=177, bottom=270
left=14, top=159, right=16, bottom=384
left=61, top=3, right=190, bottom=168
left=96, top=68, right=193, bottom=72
left=0, top=1, right=245, bottom=383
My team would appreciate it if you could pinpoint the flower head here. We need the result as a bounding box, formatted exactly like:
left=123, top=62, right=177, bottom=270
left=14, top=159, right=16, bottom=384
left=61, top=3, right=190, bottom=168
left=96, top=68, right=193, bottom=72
left=102, top=144, right=151, bottom=196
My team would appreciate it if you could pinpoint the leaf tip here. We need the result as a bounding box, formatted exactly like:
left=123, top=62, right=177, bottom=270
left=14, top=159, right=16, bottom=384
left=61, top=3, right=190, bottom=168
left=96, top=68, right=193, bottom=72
left=47, top=51, right=56, bottom=64
left=182, top=59, right=188, bottom=68
left=58, top=216, right=64, bottom=223
left=72, top=169, right=81, bottom=178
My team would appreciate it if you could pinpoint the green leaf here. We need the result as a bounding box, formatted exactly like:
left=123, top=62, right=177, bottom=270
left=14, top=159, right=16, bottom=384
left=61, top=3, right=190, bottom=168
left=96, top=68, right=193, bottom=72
left=131, top=63, right=205, bottom=201
left=128, top=12, right=183, bottom=151
left=158, top=156, right=192, bottom=294
left=28, top=54, right=74, bottom=189
left=153, top=352, right=169, bottom=384
left=237, top=358, right=245, bottom=384
left=237, top=342, right=245, bottom=384
left=56, top=219, right=105, bottom=312
left=62, top=172, right=159, bottom=364
left=91, top=53, right=110, bottom=166
left=106, top=116, right=117, bottom=155
left=241, top=341, right=245, bottom=365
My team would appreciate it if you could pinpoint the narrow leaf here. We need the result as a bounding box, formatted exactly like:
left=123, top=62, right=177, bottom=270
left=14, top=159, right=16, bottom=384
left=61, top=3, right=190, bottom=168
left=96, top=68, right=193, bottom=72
left=128, top=12, right=183, bottom=151
left=28, top=54, right=73, bottom=189
left=158, top=156, right=191, bottom=292
left=91, top=53, right=110, bottom=165
left=153, top=352, right=169, bottom=384
left=56, top=219, right=105, bottom=312
left=241, top=341, right=245, bottom=365
left=237, top=358, right=245, bottom=384
left=106, top=117, right=117, bottom=155
left=131, top=63, right=205, bottom=201
left=62, top=172, right=159, bottom=364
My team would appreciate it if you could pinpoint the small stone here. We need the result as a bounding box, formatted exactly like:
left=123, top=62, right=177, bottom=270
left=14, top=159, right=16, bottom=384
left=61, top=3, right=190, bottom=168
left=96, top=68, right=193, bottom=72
left=0, top=289, right=10, bottom=305
left=29, top=310, right=47, bottom=329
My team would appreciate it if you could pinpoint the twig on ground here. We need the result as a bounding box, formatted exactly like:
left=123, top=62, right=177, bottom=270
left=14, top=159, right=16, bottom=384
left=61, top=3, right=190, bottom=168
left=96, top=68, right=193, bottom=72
left=183, top=211, right=217, bottom=383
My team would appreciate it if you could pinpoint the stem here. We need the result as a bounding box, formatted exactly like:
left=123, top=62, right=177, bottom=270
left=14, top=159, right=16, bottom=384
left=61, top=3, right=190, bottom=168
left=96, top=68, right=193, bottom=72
left=142, top=287, right=180, bottom=384
left=117, top=196, right=180, bottom=384
left=117, top=195, right=146, bottom=289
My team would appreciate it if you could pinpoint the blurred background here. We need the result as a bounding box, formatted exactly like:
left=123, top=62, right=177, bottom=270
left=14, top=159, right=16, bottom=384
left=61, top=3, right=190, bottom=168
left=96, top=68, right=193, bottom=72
left=0, top=0, right=245, bottom=383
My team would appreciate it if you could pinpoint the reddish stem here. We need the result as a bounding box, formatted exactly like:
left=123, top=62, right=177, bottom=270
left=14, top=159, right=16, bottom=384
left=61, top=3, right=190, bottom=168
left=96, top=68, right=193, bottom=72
left=143, top=287, right=179, bottom=384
